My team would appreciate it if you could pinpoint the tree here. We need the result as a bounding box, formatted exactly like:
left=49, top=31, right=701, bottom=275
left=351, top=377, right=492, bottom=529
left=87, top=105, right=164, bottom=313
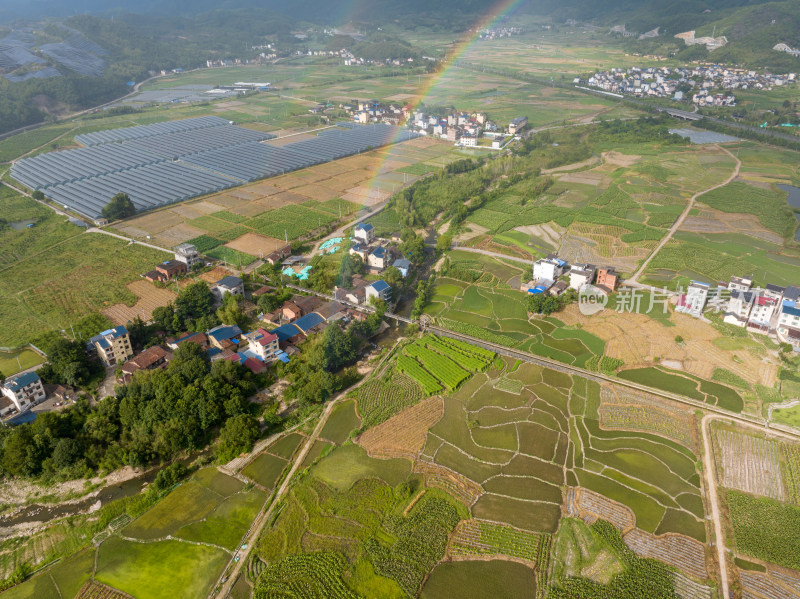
left=0, top=370, right=4, bottom=384
left=217, top=293, right=247, bottom=328
left=101, top=192, right=136, bottom=221
left=435, top=233, right=452, bottom=254
left=320, top=325, right=358, bottom=371
left=175, top=282, right=216, bottom=325
left=337, top=253, right=364, bottom=288
left=383, top=266, right=403, bottom=291
left=45, top=338, right=92, bottom=386
left=32, top=190, right=44, bottom=201
left=401, top=233, right=426, bottom=264
left=215, top=414, right=260, bottom=463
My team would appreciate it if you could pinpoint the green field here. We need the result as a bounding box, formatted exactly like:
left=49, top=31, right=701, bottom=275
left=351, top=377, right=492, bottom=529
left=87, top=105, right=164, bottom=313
left=242, top=453, right=289, bottom=490
left=421, top=560, right=537, bottom=599
left=0, top=348, right=44, bottom=376
left=319, top=400, right=361, bottom=445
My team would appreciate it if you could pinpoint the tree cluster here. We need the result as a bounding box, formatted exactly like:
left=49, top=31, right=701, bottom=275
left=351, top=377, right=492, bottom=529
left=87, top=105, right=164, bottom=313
left=101, top=192, right=136, bottom=221
left=0, top=342, right=256, bottom=480
left=526, top=288, right=578, bottom=316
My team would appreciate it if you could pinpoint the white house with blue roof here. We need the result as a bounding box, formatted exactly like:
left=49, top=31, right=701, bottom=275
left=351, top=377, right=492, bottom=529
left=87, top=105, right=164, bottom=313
left=778, top=286, right=800, bottom=347
left=366, top=280, right=391, bottom=303
left=215, top=275, right=244, bottom=297
left=2, top=371, right=45, bottom=414
left=367, top=246, right=391, bottom=271
left=354, top=223, right=375, bottom=244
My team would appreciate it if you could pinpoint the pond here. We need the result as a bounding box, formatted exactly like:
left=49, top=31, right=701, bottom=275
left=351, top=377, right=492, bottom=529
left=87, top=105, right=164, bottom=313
left=778, top=184, right=800, bottom=241
left=9, top=219, right=35, bottom=230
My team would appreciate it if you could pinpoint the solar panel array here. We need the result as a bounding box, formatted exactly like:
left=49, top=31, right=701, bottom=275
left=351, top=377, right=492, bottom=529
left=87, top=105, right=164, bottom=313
left=11, top=118, right=418, bottom=219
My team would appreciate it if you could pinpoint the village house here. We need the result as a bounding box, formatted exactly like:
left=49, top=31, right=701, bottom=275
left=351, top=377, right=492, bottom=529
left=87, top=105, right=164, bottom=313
left=1, top=372, right=45, bottom=415
left=747, top=295, right=778, bottom=334
left=282, top=300, right=303, bottom=322
left=366, top=280, right=391, bottom=303
left=265, top=245, right=292, bottom=265
left=244, top=328, right=280, bottom=361
left=167, top=332, right=208, bottom=350
left=569, top=263, right=596, bottom=291
left=777, top=286, right=800, bottom=347
left=724, top=290, right=755, bottom=327
left=393, top=258, right=411, bottom=277
left=728, top=275, right=753, bottom=292
left=508, top=116, right=528, bottom=135
left=533, top=257, right=567, bottom=284
left=595, top=268, right=619, bottom=293
left=174, top=243, right=203, bottom=269
left=354, top=223, right=375, bottom=244
left=144, top=259, right=187, bottom=283
left=207, top=325, right=243, bottom=350
left=120, top=346, right=173, bottom=383
left=88, top=326, right=134, bottom=367
left=675, top=281, right=710, bottom=318
left=366, top=246, right=392, bottom=272
left=215, top=275, right=244, bottom=297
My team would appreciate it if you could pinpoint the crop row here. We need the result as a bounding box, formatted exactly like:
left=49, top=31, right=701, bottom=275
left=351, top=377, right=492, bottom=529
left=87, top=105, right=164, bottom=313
left=356, top=373, right=424, bottom=429
left=396, top=355, right=443, bottom=395
left=403, top=343, right=470, bottom=390
left=783, top=445, right=800, bottom=506
left=425, top=335, right=493, bottom=370
left=75, top=580, right=131, bottom=599
left=253, top=551, right=359, bottom=599
left=450, top=519, right=545, bottom=564
left=439, top=318, right=521, bottom=348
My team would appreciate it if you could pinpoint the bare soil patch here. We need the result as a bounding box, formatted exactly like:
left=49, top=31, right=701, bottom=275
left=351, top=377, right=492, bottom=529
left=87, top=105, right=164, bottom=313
left=225, top=232, right=285, bottom=256
left=357, top=396, right=444, bottom=460
left=102, top=280, right=177, bottom=325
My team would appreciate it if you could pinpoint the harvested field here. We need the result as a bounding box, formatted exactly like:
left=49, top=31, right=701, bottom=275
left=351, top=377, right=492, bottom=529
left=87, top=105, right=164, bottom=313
left=224, top=233, right=285, bottom=256
left=574, top=487, right=635, bottom=532
left=680, top=207, right=784, bottom=245
left=199, top=267, right=234, bottom=284
left=447, top=519, right=547, bottom=565
left=601, top=151, right=641, bottom=168
left=623, top=529, right=707, bottom=580
left=557, top=305, right=776, bottom=388
left=556, top=172, right=606, bottom=186
left=599, top=386, right=696, bottom=449
left=771, top=570, right=800, bottom=594
left=716, top=429, right=785, bottom=501
left=357, top=396, right=444, bottom=460
left=741, top=571, right=800, bottom=599
left=75, top=579, right=133, bottom=599
left=412, top=460, right=483, bottom=506
left=102, top=281, right=177, bottom=325
left=673, top=573, right=713, bottom=599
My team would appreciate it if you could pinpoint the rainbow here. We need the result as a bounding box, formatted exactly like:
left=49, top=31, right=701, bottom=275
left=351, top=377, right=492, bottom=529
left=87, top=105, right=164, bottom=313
left=338, top=0, right=529, bottom=230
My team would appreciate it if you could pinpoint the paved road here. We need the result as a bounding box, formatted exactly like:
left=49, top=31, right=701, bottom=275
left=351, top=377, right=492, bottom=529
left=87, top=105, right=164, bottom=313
left=630, top=145, right=741, bottom=283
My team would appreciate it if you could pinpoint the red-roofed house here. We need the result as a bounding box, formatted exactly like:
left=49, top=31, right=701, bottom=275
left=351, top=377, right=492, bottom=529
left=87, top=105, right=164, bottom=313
left=243, top=357, right=268, bottom=374
left=244, top=328, right=280, bottom=361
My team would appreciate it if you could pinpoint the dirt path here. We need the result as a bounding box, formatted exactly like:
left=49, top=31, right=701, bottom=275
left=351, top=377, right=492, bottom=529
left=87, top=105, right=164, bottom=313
left=699, top=413, right=800, bottom=599
left=630, top=145, right=741, bottom=283
left=449, top=245, right=537, bottom=266
left=85, top=227, right=172, bottom=254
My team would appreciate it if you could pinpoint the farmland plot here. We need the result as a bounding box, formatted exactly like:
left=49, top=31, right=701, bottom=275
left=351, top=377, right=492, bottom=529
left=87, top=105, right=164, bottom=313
left=715, top=429, right=785, bottom=501
left=599, top=386, right=696, bottom=449
left=740, top=571, right=800, bottom=599
left=357, top=396, right=444, bottom=460
left=622, top=529, right=707, bottom=580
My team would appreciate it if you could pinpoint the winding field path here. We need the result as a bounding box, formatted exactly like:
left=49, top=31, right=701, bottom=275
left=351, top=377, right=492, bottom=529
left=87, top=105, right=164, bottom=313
left=630, top=145, right=741, bottom=283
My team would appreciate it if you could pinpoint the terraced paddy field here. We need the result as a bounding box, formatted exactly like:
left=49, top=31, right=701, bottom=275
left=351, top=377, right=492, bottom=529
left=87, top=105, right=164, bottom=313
left=243, top=336, right=719, bottom=597
left=3, top=467, right=265, bottom=599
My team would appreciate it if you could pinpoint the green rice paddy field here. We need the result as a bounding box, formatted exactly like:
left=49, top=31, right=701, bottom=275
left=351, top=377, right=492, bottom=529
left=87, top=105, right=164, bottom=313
left=4, top=467, right=265, bottom=599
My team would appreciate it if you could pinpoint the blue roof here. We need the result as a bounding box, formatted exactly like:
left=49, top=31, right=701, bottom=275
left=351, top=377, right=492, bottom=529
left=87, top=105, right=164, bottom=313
left=293, top=312, right=325, bottom=333
left=783, top=304, right=800, bottom=318
left=368, top=280, right=390, bottom=293
left=371, top=247, right=386, bottom=257
left=273, top=323, right=302, bottom=342
left=207, top=347, right=222, bottom=358
left=278, top=354, right=290, bottom=363
left=393, top=258, right=411, bottom=269
left=207, top=325, right=242, bottom=342
left=100, top=325, right=128, bottom=337
left=529, top=288, right=543, bottom=294
left=5, top=371, right=40, bottom=392
left=355, top=223, right=374, bottom=232
left=217, top=276, right=243, bottom=288
left=97, top=338, right=111, bottom=350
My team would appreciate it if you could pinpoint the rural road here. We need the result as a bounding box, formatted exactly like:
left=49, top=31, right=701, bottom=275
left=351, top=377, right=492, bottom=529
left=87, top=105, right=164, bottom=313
left=449, top=245, right=538, bottom=266
left=700, top=413, right=800, bottom=598
left=630, top=144, right=742, bottom=283
left=86, top=228, right=173, bottom=254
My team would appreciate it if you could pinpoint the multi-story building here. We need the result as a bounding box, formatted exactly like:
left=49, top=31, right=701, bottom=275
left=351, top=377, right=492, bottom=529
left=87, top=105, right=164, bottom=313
left=747, top=294, right=778, bottom=334
left=174, top=243, right=203, bottom=269
left=354, top=223, right=375, bottom=244
left=1, top=371, right=45, bottom=413
left=533, top=257, right=566, bottom=284
left=245, top=328, right=280, bottom=361
left=724, top=290, right=755, bottom=327
left=675, top=281, right=710, bottom=318
left=366, top=280, right=391, bottom=303
left=777, top=286, right=800, bottom=346
left=569, top=263, right=596, bottom=291
left=89, top=326, right=134, bottom=367
left=595, top=268, right=619, bottom=292
left=508, top=116, right=528, bottom=135
left=728, top=275, right=753, bottom=292
left=215, top=276, right=244, bottom=297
